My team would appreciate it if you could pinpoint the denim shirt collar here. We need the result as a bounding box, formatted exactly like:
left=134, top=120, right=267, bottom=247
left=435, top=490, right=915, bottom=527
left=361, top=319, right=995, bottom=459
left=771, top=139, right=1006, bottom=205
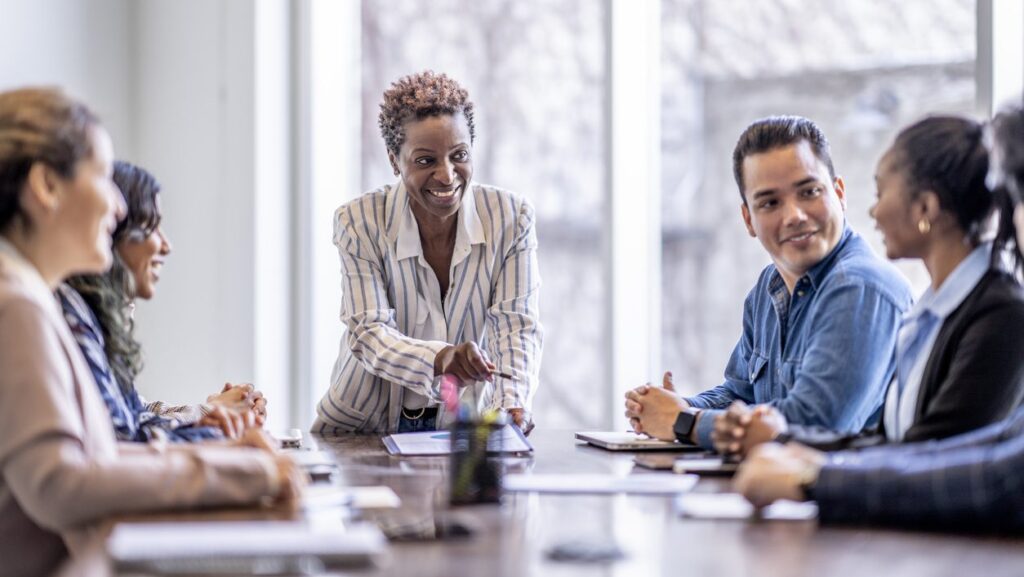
left=766, top=222, right=853, bottom=297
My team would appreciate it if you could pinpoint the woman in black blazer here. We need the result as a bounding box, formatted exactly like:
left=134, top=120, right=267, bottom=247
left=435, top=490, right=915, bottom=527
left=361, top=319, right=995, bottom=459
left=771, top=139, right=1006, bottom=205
left=714, top=115, right=1024, bottom=455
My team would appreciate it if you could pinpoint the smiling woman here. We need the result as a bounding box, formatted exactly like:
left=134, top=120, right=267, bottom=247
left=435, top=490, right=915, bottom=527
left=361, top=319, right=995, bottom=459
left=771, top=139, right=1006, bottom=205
left=63, top=161, right=269, bottom=443
left=314, top=71, right=544, bottom=434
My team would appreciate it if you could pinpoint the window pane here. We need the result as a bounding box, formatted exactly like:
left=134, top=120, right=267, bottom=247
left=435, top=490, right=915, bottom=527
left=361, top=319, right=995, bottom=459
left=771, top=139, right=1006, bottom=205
left=362, top=0, right=609, bottom=428
left=660, top=0, right=977, bottom=396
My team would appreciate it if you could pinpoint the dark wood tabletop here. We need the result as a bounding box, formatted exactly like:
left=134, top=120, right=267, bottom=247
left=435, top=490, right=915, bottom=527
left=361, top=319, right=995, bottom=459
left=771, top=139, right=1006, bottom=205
left=60, top=428, right=1024, bottom=577
left=313, top=429, right=1024, bottom=577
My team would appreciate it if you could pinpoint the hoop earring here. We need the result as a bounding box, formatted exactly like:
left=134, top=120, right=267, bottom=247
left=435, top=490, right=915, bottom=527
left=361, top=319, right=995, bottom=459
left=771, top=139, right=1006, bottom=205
left=918, top=218, right=931, bottom=235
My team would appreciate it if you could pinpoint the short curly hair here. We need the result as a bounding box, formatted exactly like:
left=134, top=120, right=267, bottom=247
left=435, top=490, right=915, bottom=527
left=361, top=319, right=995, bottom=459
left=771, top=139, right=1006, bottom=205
left=378, top=71, right=476, bottom=157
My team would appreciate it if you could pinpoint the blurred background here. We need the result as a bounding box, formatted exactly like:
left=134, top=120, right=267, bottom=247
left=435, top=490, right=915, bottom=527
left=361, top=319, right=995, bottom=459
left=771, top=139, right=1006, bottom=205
left=1, top=0, right=1021, bottom=432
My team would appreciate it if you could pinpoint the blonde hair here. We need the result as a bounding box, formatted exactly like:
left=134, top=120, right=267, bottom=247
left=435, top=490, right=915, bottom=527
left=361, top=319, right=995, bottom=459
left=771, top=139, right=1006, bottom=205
left=0, top=87, right=99, bottom=231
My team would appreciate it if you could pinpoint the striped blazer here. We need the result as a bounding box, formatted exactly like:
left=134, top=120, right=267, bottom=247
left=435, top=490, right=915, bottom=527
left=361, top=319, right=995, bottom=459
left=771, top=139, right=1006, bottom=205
left=313, top=182, right=543, bottom=433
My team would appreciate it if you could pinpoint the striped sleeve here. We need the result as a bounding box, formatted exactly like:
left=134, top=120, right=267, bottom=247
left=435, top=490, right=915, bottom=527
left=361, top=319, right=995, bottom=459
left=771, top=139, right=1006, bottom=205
left=334, top=201, right=448, bottom=395
left=486, top=196, right=544, bottom=412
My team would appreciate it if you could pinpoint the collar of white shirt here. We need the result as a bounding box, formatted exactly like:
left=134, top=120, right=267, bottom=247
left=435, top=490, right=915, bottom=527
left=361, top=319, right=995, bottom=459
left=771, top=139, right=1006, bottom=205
left=393, top=180, right=486, bottom=266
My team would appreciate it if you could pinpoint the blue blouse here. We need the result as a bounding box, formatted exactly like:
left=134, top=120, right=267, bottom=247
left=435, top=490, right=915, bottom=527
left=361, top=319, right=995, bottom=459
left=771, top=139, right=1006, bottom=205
left=56, top=284, right=221, bottom=443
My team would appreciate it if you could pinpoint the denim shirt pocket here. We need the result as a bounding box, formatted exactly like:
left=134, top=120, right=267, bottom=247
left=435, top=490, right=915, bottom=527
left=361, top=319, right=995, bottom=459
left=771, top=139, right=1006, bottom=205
left=747, top=352, right=770, bottom=401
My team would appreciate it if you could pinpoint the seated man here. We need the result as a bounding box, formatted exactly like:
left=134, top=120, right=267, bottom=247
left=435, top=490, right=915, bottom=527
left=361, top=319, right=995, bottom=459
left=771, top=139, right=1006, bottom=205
left=626, top=116, right=912, bottom=449
left=733, top=105, right=1024, bottom=534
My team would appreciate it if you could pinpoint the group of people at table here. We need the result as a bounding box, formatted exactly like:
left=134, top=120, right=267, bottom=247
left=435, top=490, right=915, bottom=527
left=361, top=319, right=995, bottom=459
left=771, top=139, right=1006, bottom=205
left=0, top=69, right=1022, bottom=576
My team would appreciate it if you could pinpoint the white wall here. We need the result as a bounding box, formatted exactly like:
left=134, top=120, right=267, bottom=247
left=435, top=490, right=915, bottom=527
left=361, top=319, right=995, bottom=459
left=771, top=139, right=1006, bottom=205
left=0, top=0, right=296, bottom=431
left=132, top=0, right=293, bottom=431
left=0, top=0, right=136, bottom=156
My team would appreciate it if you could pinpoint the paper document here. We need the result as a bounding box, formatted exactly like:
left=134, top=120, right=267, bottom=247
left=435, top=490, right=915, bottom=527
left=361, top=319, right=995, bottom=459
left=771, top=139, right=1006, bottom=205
left=504, top=473, right=698, bottom=495
left=108, top=520, right=387, bottom=569
left=302, top=485, right=401, bottom=510
left=676, top=493, right=818, bottom=521
left=382, top=423, right=532, bottom=456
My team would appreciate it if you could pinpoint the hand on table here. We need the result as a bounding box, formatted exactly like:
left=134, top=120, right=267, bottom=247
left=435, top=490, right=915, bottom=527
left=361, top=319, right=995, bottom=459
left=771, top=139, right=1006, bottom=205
left=200, top=405, right=257, bottom=439
left=236, top=429, right=305, bottom=508
left=506, top=408, right=535, bottom=436
left=712, top=401, right=788, bottom=458
left=623, top=371, right=689, bottom=441
left=733, top=442, right=826, bottom=508
left=208, top=382, right=267, bottom=426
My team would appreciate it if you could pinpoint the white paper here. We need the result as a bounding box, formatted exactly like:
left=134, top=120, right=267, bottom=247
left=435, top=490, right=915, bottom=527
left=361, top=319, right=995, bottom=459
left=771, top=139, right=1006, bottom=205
left=285, top=449, right=336, bottom=468
left=302, top=485, right=401, bottom=510
left=108, top=521, right=387, bottom=563
left=676, top=493, right=818, bottom=521
left=503, top=473, right=698, bottom=495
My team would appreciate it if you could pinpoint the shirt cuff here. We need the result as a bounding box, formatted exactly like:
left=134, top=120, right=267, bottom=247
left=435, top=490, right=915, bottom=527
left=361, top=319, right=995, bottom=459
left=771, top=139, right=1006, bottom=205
left=694, top=408, right=722, bottom=449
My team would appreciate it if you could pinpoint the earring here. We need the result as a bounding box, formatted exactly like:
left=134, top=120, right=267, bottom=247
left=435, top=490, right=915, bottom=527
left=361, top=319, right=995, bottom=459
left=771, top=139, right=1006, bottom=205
left=393, top=168, right=400, bottom=177
left=918, top=218, right=931, bottom=235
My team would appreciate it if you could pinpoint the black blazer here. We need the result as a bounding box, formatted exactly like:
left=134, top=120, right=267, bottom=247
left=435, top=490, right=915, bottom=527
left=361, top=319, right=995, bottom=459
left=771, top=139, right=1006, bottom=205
left=791, top=269, right=1024, bottom=450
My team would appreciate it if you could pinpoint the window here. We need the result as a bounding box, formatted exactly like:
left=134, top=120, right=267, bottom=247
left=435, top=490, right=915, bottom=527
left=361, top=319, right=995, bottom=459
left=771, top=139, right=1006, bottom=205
left=660, top=0, right=978, bottom=396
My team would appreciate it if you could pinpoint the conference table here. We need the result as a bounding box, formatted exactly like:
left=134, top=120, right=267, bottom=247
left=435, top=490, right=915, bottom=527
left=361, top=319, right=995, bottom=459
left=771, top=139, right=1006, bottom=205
left=67, top=429, right=1024, bottom=576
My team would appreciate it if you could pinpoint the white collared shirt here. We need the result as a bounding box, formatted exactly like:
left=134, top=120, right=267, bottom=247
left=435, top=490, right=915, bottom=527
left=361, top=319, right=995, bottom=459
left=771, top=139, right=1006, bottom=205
left=395, top=184, right=485, bottom=410
left=885, top=242, right=993, bottom=441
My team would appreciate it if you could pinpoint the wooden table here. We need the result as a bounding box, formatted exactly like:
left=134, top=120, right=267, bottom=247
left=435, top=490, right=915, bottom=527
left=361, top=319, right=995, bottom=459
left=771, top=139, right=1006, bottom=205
left=64, top=429, right=1024, bottom=576
left=314, top=430, right=1024, bottom=577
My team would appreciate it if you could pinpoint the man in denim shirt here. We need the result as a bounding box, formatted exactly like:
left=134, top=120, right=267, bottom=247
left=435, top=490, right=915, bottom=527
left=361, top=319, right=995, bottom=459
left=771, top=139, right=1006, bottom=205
left=626, top=116, right=912, bottom=450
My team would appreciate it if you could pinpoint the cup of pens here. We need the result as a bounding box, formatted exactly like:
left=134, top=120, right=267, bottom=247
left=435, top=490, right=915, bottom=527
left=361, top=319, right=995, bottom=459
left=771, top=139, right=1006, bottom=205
left=442, top=375, right=504, bottom=506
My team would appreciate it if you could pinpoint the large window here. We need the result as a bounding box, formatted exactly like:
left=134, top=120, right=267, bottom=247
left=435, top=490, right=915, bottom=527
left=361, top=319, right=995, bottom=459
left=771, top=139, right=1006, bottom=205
left=360, top=0, right=610, bottom=429
left=660, top=0, right=978, bottom=396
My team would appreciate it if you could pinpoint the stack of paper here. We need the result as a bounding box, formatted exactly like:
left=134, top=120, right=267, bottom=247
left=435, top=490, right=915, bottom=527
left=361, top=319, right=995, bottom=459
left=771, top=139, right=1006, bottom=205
left=108, top=520, right=387, bottom=571
left=503, top=473, right=698, bottom=495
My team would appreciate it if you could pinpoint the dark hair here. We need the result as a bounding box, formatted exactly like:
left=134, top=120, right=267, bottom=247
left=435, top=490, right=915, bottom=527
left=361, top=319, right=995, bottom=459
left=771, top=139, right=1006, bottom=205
left=989, top=106, right=1024, bottom=272
left=67, top=161, right=162, bottom=393
left=890, top=116, right=992, bottom=244
left=732, top=116, right=836, bottom=202
left=378, top=70, right=476, bottom=157
left=0, top=87, right=100, bottom=232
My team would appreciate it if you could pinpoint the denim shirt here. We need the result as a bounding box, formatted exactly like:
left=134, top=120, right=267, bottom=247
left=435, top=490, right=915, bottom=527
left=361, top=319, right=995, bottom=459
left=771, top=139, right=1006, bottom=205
left=56, top=284, right=222, bottom=443
left=685, top=226, right=913, bottom=448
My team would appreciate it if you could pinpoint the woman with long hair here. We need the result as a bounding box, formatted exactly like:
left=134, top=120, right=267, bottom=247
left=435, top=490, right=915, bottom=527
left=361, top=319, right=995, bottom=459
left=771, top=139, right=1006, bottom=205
left=0, top=88, right=300, bottom=576
left=62, top=161, right=265, bottom=442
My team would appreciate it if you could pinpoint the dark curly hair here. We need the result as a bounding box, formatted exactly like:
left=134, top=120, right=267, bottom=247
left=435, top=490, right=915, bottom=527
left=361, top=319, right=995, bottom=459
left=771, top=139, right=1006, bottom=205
left=378, top=70, right=476, bottom=157
left=67, top=161, right=161, bottom=393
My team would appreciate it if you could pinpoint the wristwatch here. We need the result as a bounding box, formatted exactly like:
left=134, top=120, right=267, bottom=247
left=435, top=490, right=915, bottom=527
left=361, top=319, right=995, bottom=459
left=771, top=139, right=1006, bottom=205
left=672, top=408, right=701, bottom=444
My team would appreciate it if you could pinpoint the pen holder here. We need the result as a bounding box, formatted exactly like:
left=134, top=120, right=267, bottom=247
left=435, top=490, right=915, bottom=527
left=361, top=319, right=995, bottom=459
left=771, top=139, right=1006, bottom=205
left=448, top=420, right=503, bottom=506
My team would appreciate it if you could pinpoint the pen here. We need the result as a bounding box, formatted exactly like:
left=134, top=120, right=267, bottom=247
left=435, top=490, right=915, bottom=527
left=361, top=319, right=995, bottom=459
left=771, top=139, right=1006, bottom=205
left=491, top=370, right=516, bottom=380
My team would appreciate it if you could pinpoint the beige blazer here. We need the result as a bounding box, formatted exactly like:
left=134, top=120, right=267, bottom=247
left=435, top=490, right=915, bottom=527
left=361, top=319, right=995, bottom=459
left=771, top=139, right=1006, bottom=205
left=0, top=240, right=279, bottom=577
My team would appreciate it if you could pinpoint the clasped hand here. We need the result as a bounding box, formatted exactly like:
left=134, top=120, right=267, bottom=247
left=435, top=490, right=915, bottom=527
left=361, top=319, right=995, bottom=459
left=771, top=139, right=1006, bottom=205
left=711, top=400, right=787, bottom=458
left=623, top=372, right=689, bottom=441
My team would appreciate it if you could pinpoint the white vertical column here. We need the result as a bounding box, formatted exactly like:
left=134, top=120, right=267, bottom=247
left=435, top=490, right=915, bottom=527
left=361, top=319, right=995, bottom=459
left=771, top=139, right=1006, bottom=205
left=293, top=0, right=362, bottom=428
left=254, top=0, right=293, bottom=430
left=977, top=0, right=1024, bottom=116
left=608, top=0, right=662, bottom=428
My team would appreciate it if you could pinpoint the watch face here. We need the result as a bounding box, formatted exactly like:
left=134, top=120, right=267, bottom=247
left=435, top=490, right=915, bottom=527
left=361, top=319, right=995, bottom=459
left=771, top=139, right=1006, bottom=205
left=673, top=410, right=698, bottom=440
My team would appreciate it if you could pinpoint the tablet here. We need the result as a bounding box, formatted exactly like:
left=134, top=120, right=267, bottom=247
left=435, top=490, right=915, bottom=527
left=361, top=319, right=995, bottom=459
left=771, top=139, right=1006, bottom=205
left=574, top=431, right=704, bottom=452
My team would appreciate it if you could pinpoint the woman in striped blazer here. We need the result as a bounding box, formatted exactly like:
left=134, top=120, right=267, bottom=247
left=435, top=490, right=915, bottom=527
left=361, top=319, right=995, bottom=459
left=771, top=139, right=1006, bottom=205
left=313, top=71, right=544, bottom=434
